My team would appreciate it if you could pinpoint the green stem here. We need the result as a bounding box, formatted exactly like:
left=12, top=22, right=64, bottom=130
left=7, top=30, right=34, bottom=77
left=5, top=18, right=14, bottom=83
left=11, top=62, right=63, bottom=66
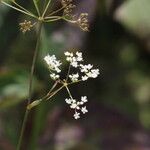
left=1, top=1, right=37, bottom=19
left=66, top=64, right=71, bottom=81
left=12, top=1, right=33, bottom=14
left=46, top=85, right=65, bottom=100
left=44, top=15, right=61, bottom=19
left=65, top=85, right=73, bottom=99
left=16, top=22, right=43, bottom=150
left=46, top=6, right=65, bottom=17
left=33, top=0, right=41, bottom=16
left=44, top=17, right=62, bottom=22
left=42, top=0, right=52, bottom=17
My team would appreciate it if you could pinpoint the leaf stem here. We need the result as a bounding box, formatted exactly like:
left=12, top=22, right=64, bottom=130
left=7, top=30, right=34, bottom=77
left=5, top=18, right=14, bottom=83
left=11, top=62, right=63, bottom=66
left=16, top=21, right=43, bottom=150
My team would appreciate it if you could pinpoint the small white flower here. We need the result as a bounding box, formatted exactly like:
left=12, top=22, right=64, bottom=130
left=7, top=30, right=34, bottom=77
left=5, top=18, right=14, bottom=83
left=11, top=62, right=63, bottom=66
left=76, top=51, right=83, bottom=61
left=81, top=106, right=88, bottom=114
left=91, top=69, right=100, bottom=78
left=64, top=51, right=73, bottom=57
left=74, top=112, right=80, bottom=119
left=50, top=73, right=60, bottom=80
left=69, top=73, right=79, bottom=82
left=81, top=96, right=88, bottom=103
left=87, top=69, right=99, bottom=78
left=80, top=64, right=93, bottom=73
left=70, top=103, right=77, bottom=109
left=65, top=98, right=72, bottom=104
left=65, top=51, right=83, bottom=68
left=81, top=75, right=88, bottom=81
left=71, top=61, right=78, bottom=68
left=79, top=101, right=84, bottom=105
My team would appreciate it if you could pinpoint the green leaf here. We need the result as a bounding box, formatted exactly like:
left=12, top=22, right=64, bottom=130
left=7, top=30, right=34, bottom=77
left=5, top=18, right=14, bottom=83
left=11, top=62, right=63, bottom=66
left=0, top=69, right=43, bottom=109
left=115, top=0, right=150, bottom=38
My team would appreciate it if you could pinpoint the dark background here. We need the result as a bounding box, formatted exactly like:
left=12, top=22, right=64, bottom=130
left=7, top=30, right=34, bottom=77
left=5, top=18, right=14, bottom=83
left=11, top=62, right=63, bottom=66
left=0, top=0, right=150, bottom=150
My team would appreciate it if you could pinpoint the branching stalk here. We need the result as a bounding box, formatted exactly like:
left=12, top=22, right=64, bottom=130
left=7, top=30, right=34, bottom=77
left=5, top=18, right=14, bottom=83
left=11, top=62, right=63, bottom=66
left=46, top=85, right=65, bottom=100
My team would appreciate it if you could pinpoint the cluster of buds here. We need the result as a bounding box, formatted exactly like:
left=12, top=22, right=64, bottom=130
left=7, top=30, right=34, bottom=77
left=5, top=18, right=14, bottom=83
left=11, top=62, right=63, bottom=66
left=63, top=4, right=76, bottom=17
left=61, top=0, right=89, bottom=31
left=44, top=51, right=99, bottom=119
left=61, top=0, right=75, bottom=18
left=61, top=0, right=73, bottom=6
left=19, top=20, right=34, bottom=33
left=76, top=13, right=89, bottom=31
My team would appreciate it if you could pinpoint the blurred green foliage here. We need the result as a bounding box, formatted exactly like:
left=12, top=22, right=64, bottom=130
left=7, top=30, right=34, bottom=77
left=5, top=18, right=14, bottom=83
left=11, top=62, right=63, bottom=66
left=0, top=0, right=150, bottom=150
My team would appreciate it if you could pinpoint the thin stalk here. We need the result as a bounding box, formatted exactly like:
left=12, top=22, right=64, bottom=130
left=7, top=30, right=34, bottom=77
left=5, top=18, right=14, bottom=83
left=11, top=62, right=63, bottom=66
left=1, top=1, right=37, bottom=19
left=46, top=81, right=59, bottom=96
left=65, top=85, right=73, bottom=99
left=42, top=0, right=52, bottom=17
left=46, top=6, right=65, bottom=17
left=27, top=82, right=61, bottom=110
left=67, top=79, right=82, bottom=85
left=44, top=17, right=62, bottom=22
left=46, top=85, right=65, bottom=100
left=44, top=15, right=61, bottom=19
left=39, top=81, right=59, bottom=101
left=66, top=64, right=71, bottom=81
left=16, top=22, right=43, bottom=150
left=33, top=0, right=41, bottom=16
left=12, top=1, right=33, bottom=15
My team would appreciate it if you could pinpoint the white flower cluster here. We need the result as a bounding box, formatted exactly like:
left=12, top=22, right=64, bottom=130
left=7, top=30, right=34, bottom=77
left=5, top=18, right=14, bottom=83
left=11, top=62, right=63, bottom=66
left=65, top=96, right=88, bottom=119
left=44, top=51, right=99, bottom=119
left=44, top=54, right=62, bottom=80
left=64, top=51, right=83, bottom=68
left=64, top=51, right=99, bottom=82
left=44, top=51, right=99, bottom=82
left=80, top=64, right=100, bottom=81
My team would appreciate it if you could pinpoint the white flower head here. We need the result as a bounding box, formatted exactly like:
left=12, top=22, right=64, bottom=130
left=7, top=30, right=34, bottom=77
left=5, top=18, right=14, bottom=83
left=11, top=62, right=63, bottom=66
left=70, top=103, right=77, bottom=109
left=65, top=98, right=72, bottom=104
left=74, top=112, right=80, bottom=119
left=44, top=54, right=62, bottom=73
left=50, top=73, right=60, bottom=80
left=69, top=73, right=79, bottom=82
left=76, top=51, right=83, bottom=61
left=81, top=106, right=88, bottom=114
left=81, top=96, right=88, bottom=103
left=65, top=51, right=83, bottom=68
left=81, top=75, right=88, bottom=81
left=80, top=64, right=93, bottom=73
left=65, top=96, right=88, bottom=119
left=86, top=69, right=100, bottom=78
